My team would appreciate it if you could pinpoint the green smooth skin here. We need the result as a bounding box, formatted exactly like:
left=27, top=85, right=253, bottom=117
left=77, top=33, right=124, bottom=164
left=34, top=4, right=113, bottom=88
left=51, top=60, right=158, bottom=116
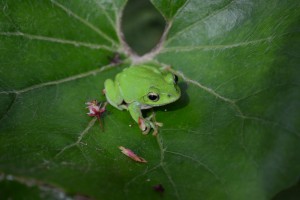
left=104, top=65, right=181, bottom=134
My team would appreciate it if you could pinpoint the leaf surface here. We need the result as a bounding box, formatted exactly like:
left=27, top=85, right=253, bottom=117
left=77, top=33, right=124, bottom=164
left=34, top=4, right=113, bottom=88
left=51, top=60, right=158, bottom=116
left=0, top=0, right=300, bottom=199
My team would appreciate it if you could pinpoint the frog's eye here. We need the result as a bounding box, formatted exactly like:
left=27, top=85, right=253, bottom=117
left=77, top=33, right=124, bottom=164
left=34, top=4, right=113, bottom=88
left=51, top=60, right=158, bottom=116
left=173, top=74, right=179, bottom=84
left=148, top=92, right=160, bottom=102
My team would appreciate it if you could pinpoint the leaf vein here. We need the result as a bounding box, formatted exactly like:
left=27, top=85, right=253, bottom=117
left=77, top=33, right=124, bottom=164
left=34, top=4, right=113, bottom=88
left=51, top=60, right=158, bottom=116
left=93, top=0, right=116, bottom=27
left=0, top=172, right=69, bottom=197
left=0, top=93, right=18, bottom=124
left=50, top=0, right=118, bottom=47
left=124, top=165, right=160, bottom=196
left=0, top=64, right=116, bottom=95
left=238, top=115, right=300, bottom=138
left=171, top=0, right=192, bottom=19
left=156, top=134, right=180, bottom=199
left=165, top=0, right=235, bottom=44
left=55, top=118, right=97, bottom=158
left=215, top=70, right=250, bottom=91
left=0, top=32, right=116, bottom=51
left=161, top=164, right=180, bottom=199
left=165, top=150, right=220, bottom=180
left=234, top=83, right=295, bottom=102
left=167, top=68, right=243, bottom=116
left=239, top=118, right=260, bottom=168
left=162, top=36, right=274, bottom=53
left=131, top=22, right=173, bottom=64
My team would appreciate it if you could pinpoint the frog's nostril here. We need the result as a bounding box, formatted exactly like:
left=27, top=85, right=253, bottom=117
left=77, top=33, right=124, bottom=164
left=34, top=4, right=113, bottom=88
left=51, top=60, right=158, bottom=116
left=168, top=94, right=171, bottom=98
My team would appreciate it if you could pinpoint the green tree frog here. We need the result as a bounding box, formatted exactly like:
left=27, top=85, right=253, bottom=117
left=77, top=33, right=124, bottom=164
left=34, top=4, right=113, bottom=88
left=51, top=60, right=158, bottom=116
left=104, top=65, right=181, bottom=134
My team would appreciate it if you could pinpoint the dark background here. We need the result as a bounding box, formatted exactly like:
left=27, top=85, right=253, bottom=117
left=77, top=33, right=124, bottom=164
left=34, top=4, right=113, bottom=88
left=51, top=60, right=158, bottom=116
left=122, top=0, right=165, bottom=55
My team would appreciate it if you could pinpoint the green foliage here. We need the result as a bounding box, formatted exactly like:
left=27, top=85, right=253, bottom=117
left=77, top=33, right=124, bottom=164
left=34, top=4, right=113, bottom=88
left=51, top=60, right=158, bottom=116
left=150, top=0, right=187, bottom=20
left=0, top=0, right=299, bottom=199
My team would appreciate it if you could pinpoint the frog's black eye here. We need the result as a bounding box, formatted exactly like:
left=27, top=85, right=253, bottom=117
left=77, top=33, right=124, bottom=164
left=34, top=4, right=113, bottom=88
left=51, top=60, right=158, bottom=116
left=173, top=74, right=179, bottom=84
left=148, top=92, right=159, bottom=102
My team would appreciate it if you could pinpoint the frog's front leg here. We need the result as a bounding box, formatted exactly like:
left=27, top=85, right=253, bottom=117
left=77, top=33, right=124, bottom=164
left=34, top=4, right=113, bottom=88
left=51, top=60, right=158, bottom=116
left=104, top=79, right=126, bottom=110
left=128, top=102, right=156, bottom=134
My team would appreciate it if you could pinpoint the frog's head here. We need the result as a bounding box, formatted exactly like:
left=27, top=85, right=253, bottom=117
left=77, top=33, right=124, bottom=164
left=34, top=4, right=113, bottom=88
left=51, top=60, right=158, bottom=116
left=141, top=73, right=181, bottom=108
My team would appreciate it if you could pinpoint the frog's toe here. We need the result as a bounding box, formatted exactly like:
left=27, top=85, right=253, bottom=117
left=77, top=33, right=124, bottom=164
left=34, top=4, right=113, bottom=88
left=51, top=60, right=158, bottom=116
left=138, top=117, right=162, bottom=135
left=155, top=122, right=163, bottom=127
left=138, top=117, right=150, bottom=134
left=150, top=121, right=162, bottom=136
left=142, top=127, right=150, bottom=135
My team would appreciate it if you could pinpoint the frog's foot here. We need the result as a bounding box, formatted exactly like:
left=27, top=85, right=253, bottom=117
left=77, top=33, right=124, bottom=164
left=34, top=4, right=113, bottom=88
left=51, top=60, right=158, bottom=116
left=148, top=113, right=163, bottom=136
left=138, top=114, right=163, bottom=136
left=146, top=113, right=163, bottom=127
left=151, top=121, right=163, bottom=136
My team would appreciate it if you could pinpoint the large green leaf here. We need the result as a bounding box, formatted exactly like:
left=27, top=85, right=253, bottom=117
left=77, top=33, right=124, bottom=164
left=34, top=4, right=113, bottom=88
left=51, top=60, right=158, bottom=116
left=1, top=0, right=299, bottom=199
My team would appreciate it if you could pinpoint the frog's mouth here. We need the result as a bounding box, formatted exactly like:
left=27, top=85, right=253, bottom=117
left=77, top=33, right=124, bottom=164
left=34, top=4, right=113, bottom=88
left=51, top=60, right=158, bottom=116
left=141, top=104, right=154, bottom=110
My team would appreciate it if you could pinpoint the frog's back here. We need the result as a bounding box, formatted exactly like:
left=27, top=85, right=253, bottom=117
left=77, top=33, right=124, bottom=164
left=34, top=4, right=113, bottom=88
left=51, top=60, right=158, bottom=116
left=117, top=65, right=165, bottom=103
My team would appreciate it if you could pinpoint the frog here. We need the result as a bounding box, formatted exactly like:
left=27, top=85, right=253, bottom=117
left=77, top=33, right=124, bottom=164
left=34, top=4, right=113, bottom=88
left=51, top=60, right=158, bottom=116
left=103, top=65, right=181, bottom=135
